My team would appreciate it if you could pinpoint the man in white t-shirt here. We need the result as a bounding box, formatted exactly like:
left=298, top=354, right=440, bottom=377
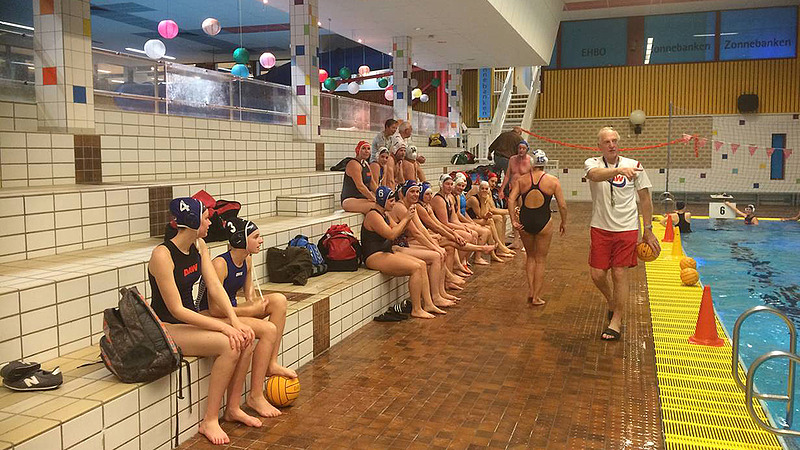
left=584, top=127, right=660, bottom=341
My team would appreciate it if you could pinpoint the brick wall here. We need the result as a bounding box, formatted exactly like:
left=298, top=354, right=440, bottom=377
left=529, top=116, right=713, bottom=170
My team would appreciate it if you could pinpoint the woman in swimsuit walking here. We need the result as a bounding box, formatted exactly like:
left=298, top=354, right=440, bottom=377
left=507, top=150, right=568, bottom=305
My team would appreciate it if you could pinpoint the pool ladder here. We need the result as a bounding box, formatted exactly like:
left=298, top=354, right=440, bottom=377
left=732, top=305, right=800, bottom=437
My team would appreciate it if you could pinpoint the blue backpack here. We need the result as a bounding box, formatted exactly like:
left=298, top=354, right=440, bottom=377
left=288, top=235, right=327, bottom=277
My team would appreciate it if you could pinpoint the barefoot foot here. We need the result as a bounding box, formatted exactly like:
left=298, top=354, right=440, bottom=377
left=446, top=282, right=463, bottom=291
left=474, top=258, right=490, bottom=265
left=223, top=407, right=263, bottom=427
left=198, top=419, right=230, bottom=445
left=246, top=395, right=283, bottom=418
left=424, top=304, right=447, bottom=314
left=530, top=297, right=546, bottom=306
left=411, top=309, right=436, bottom=319
left=268, top=363, right=298, bottom=379
left=433, top=298, right=456, bottom=308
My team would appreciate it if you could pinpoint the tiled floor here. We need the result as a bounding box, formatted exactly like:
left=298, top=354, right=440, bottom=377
left=181, top=204, right=664, bottom=450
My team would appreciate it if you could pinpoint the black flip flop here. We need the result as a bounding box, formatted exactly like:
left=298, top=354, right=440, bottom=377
left=374, top=312, right=402, bottom=322
left=601, top=328, right=621, bottom=341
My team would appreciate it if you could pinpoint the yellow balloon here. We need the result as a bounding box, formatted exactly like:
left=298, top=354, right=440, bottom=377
left=412, top=88, right=422, bottom=99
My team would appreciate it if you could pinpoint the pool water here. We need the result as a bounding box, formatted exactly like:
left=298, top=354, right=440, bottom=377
left=682, top=219, right=800, bottom=442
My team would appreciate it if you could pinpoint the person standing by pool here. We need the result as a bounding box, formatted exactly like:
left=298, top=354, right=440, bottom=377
left=660, top=201, right=692, bottom=233
left=724, top=201, right=759, bottom=225
left=585, top=127, right=660, bottom=341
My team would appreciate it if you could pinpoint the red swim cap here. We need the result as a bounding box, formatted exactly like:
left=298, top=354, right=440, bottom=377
left=355, top=140, right=369, bottom=155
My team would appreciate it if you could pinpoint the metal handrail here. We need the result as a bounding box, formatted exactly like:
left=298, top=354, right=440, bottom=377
left=746, top=351, right=800, bottom=437
left=732, top=305, right=797, bottom=429
left=520, top=66, right=541, bottom=131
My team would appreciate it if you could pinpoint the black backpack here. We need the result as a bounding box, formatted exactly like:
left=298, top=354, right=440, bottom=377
left=266, top=246, right=314, bottom=285
left=99, top=286, right=191, bottom=447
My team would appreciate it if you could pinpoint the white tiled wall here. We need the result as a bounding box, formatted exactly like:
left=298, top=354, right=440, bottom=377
left=0, top=131, right=75, bottom=188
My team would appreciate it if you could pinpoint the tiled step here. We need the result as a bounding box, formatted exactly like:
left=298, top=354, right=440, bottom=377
left=0, top=210, right=366, bottom=366
left=0, top=267, right=409, bottom=450
left=276, top=193, right=335, bottom=217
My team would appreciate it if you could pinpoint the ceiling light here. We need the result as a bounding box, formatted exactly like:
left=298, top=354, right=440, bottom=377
left=0, top=20, right=34, bottom=31
left=414, top=27, right=422, bottom=31
left=109, top=79, right=124, bottom=83
left=644, top=37, right=653, bottom=65
left=97, top=69, right=111, bottom=74
left=262, top=0, right=268, bottom=4
left=11, top=61, right=34, bottom=66
left=357, top=38, right=362, bottom=43
left=317, top=21, right=322, bottom=26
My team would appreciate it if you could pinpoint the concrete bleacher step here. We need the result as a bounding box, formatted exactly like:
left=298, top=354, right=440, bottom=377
left=276, top=193, right=335, bottom=217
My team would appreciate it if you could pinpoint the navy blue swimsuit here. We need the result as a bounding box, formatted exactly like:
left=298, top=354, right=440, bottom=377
left=197, top=251, right=248, bottom=311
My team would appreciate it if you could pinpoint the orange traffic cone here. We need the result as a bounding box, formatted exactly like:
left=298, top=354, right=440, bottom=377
left=689, top=285, right=725, bottom=347
left=663, top=214, right=674, bottom=242
left=671, top=226, right=683, bottom=259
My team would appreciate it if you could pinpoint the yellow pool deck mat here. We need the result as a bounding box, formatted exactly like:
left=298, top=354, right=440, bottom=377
left=646, top=222, right=783, bottom=450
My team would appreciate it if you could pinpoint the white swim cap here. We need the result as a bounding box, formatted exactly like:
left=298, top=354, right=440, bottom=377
left=532, top=149, right=548, bottom=167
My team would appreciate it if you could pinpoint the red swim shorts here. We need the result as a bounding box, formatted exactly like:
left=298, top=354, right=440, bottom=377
left=589, top=227, right=639, bottom=270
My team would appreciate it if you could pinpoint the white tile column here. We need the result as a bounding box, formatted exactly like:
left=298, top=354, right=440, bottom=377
left=289, top=0, right=320, bottom=141
left=447, top=64, right=463, bottom=140
left=33, top=0, right=95, bottom=133
left=392, top=36, right=412, bottom=122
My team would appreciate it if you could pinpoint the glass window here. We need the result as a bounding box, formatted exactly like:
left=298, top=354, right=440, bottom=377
left=720, top=7, right=797, bottom=60
left=560, top=18, right=627, bottom=68
left=643, top=12, right=715, bottom=64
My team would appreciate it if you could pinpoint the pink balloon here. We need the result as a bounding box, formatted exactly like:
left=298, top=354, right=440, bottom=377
left=319, top=69, right=328, bottom=83
left=358, top=65, right=370, bottom=77
left=259, top=52, right=276, bottom=69
left=158, top=20, right=179, bottom=39
left=384, top=88, right=393, bottom=101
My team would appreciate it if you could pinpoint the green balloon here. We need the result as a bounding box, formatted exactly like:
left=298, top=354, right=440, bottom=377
left=431, top=78, right=440, bottom=87
left=323, top=78, right=337, bottom=91
left=377, top=78, right=388, bottom=88
left=338, top=66, right=351, bottom=79
left=233, top=47, right=250, bottom=64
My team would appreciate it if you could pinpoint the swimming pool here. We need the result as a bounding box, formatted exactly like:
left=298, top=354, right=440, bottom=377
left=682, top=218, right=800, bottom=444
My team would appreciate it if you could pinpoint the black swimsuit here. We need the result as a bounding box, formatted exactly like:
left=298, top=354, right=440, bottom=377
left=361, top=210, right=394, bottom=260
left=341, top=158, right=373, bottom=203
left=148, top=240, right=202, bottom=324
left=519, top=172, right=552, bottom=235
left=744, top=214, right=755, bottom=225
left=435, top=192, right=453, bottom=220
left=677, top=212, right=692, bottom=233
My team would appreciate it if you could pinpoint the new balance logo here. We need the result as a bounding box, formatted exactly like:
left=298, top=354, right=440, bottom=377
left=23, top=376, right=39, bottom=387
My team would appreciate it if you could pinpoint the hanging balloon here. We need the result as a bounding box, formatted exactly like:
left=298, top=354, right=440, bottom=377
left=384, top=88, right=394, bottom=101
left=377, top=78, right=388, bottom=89
left=430, top=78, right=441, bottom=87
left=411, top=88, right=422, bottom=99
left=357, top=65, right=370, bottom=77
left=419, top=93, right=429, bottom=103
left=259, top=52, right=276, bottom=69
left=323, top=78, right=337, bottom=91
left=319, top=69, right=329, bottom=83
left=409, top=78, right=419, bottom=88
left=233, top=47, right=250, bottom=64
left=201, top=18, right=221, bottom=36
left=231, top=64, right=250, bottom=78
left=143, top=39, right=167, bottom=60
left=158, top=20, right=179, bottom=39
left=347, top=82, right=360, bottom=95
left=338, top=66, right=351, bottom=79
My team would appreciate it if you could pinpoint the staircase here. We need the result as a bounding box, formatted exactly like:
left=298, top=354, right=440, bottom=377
left=502, top=93, right=528, bottom=131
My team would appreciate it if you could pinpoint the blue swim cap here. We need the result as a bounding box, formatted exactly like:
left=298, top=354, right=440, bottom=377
left=401, top=180, right=419, bottom=196
left=418, top=182, right=431, bottom=202
left=519, top=140, right=529, bottom=148
left=375, top=186, right=394, bottom=208
left=169, top=197, right=204, bottom=230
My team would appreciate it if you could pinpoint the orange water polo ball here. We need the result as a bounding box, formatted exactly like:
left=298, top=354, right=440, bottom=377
left=679, top=257, right=697, bottom=270
left=266, top=375, right=300, bottom=407
left=636, top=242, right=658, bottom=262
left=680, top=268, right=699, bottom=286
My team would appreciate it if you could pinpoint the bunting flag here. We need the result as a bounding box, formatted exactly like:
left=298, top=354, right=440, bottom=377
left=713, top=140, right=724, bottom=152
left=748, top=145, right=758, bottom=156
left=681, top=134, right=693, bottom=143
left=766, top=148, right=775, bottom=157
left=785, top=149, right=793, bottom=159
left=730, top=143, right=740, bottom=154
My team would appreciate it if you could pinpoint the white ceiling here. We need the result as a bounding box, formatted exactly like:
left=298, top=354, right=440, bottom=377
left=561, top=0, right=800, bottom=21
left=272, top=0, right=563, bottom=70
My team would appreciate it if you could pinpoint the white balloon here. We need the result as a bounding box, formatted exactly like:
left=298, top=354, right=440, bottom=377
left=144, top=39, right=166, bottom=60
left=410, top=78, right=418, bottom=88
left=202, top=18, right=221, bottom=36
left=420, top=93, right=429, bottom=103
left=347, top=82, right=360, bottom=95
